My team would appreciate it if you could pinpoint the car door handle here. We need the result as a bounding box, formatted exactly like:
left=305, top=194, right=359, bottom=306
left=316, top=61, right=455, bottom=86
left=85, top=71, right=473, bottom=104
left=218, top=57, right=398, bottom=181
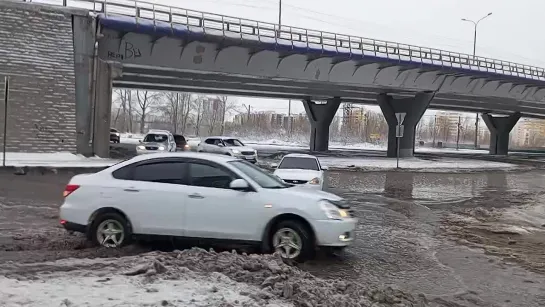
left=188, top=193, right=204, bottom=199
left=124, top=188, right=140, bottom=192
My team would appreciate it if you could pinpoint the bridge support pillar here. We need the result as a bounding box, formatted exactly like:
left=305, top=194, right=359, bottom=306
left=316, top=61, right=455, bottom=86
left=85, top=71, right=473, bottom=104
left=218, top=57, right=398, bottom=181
left=378, top=92, right=434, bottom=158
left=481, top=112, right=520, bottom=155
left=303, top=97, right=341, bottom=152
left=92, top=60, right=122, bottom=158
left=73, top=15, right=96, bottom=156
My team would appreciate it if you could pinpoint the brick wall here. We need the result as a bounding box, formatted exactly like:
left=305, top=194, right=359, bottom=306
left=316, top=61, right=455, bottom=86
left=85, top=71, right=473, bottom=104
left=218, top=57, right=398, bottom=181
left=0, top=2, right=77, bottom=152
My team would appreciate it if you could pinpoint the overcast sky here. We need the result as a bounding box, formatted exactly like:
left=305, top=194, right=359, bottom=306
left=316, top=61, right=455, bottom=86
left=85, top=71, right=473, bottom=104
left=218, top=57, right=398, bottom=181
left=143, top=0, right=544, bottom=117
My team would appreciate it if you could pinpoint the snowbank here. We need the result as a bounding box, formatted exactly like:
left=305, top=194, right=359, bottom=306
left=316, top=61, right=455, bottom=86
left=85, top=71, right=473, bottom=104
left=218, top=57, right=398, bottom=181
left=0, top=152, right=118, bottom=168
left=120, top=133, right=144, bottom=144
left=316, top=156, right=519, bottom=172
left=0, top=248, right=427, bottom=307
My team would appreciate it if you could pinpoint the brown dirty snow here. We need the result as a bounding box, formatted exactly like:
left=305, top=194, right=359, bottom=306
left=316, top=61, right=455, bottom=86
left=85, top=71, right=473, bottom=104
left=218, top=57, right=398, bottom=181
left=120, top=248, right=429, bottom=307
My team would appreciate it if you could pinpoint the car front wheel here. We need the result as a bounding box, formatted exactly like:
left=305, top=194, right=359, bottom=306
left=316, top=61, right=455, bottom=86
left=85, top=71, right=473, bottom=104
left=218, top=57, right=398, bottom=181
left=90, top=212, right=132, bottom=248
left=271, top=220, right=314, bottom=262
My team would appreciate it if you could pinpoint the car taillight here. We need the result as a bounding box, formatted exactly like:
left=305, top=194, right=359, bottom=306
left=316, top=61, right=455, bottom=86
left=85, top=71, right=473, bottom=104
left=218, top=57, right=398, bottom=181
left=63, top=184, right=80, bottom=197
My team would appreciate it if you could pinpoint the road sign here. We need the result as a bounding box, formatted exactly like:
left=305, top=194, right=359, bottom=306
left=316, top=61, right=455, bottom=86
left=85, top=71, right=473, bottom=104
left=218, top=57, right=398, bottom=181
left=396, top=125, right=404, bottom=138
left=395, top=112, right=406, bottom=125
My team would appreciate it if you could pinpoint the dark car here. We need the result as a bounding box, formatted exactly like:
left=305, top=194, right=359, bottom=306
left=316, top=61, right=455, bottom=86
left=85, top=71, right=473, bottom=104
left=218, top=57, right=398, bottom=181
left=110, top=128, right=120, bottom=143
left=173, top=134, right=188, bottom=151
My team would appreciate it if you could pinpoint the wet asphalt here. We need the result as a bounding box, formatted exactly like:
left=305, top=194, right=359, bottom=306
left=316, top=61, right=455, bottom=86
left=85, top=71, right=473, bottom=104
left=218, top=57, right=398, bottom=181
left=1, top=169, right=545, bottom=306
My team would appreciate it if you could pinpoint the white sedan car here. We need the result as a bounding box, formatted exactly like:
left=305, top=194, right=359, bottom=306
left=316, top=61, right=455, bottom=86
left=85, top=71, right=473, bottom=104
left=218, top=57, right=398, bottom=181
left=272, top=154, right=328, bottom=190
left=59, top=153, right=356, bottom=261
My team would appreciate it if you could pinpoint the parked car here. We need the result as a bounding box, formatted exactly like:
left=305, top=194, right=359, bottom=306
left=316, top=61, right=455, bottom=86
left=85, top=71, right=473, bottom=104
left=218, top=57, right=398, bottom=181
left=272, top=154, right=328, bottom=190
left=185, top=137, right=201, bottom=151
left=197, top=136, right=257, bottom=163
left=173, top=134, right=189, bottom=151
left=59, top=152, right=357, bottom=261
left=110, top=128, right=120, bottom=143
left=136, top=130, right=176, bottom=155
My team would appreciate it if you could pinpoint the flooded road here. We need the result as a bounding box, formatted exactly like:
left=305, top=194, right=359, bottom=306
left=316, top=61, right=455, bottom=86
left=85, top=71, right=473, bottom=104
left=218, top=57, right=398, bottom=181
left=301, top=170, right=545, bottom=306
left=1, top=169, right=545, bottom=306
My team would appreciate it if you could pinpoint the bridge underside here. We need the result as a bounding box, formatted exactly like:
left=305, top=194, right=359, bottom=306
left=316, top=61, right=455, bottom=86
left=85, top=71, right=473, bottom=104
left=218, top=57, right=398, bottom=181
left=114, top=65, right=545, bottom=119
left=94, top=19, right=545, bottom=157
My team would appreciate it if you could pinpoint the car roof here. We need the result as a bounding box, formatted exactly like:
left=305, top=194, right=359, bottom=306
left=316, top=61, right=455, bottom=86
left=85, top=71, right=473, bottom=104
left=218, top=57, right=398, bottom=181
left=146, top=130, right=171, bottom=134
left=283, top=153, right=318, bottom=159
left=123, top=152, right=238, bottom=164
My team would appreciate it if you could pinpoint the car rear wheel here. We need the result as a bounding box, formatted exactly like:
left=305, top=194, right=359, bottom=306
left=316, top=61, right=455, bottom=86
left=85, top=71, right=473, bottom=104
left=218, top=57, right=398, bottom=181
left=90, top=213, right=132, bottom=248
left=271, top=220, right=313, bottom=262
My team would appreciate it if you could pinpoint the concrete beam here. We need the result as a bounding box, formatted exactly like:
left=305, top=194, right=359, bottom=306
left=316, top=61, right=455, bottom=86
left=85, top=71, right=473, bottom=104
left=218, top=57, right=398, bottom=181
left=303, top=97, right=341, bottom=152
left=92, top=60, right=121, bottom=158
left=378, top=92, right=434, bottom=157
left=481, top=112, right=521, bottom=155
left=72, top=14, right=96, bottom=156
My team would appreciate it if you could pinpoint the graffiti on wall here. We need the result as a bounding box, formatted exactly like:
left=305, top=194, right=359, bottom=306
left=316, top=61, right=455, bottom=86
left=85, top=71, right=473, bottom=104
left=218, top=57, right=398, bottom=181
left=107, top=41, right=142, bottom=61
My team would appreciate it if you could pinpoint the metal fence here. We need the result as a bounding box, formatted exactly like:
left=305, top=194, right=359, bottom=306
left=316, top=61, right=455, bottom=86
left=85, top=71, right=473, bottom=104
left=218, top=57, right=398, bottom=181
left=24, top=0, right=545, bottom=81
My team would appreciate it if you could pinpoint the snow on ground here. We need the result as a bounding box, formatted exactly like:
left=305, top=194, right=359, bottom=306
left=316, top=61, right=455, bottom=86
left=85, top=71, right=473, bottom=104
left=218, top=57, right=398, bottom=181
left=120, top=133, right=144, bottom=144
left=415, top=146, right=489, bottom=155
left=0, top=152, right=118, bottom=168
left=314, top=156, right=518, bottom=172
left=0, top=265, right=290, bottom=307
left=0, top=248, right=426, bottom=307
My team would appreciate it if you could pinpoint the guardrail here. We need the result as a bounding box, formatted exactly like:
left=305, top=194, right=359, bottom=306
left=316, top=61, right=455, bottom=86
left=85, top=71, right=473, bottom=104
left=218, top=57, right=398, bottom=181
left=22, top=0, right=545, bottom=81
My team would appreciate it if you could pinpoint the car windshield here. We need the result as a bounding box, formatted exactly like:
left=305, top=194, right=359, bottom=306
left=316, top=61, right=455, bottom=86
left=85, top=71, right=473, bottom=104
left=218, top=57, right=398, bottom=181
left=278, top=157, right=320, bottom=171
left=223, top=138, right=244, bottom=146
left=143, top=133, right=168, bottom=143
left=229, top=160, right=289, bottom=189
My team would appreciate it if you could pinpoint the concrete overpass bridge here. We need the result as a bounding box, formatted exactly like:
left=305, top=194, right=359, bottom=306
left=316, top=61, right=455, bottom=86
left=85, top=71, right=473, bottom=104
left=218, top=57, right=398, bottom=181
left=5, top=0, right=545, bottom=157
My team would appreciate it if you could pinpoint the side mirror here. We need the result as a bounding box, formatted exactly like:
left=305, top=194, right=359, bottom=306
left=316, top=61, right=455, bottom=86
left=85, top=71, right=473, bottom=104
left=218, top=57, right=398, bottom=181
left=138, top=140, right=142, bottom=143
left=229, top=179, right=250, bottom=191
left=271, top=163, right=278, bottom=168
left=321, top=166, right=329, bottom=171
left=217, top=143, right=225, bottom=147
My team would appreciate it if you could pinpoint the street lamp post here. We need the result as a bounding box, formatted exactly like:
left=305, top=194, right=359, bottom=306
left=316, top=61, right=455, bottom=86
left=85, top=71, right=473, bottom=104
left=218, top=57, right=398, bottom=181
left=461, top=12, right=492, bottom=150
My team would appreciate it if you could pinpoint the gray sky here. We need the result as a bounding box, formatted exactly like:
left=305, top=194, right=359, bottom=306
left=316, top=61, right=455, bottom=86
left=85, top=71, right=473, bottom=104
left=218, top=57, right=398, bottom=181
left=145, top=0, right=545, bottom=116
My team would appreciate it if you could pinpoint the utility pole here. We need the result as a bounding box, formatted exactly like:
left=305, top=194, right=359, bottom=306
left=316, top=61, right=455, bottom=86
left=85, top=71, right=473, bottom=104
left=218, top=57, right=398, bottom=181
left=277, top=0, right=282, bottom=38
left=432, top=114, right=437, bottom=147
left=462, top=12, right=492, bottom=149
left=456, top=115, right=461, bottom=150
left=287, top=99, right=292, bottom=138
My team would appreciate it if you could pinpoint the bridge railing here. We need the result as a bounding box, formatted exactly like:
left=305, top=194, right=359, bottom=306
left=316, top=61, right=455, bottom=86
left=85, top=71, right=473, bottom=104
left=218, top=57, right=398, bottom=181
left=23, top=0, right=545, bottom=81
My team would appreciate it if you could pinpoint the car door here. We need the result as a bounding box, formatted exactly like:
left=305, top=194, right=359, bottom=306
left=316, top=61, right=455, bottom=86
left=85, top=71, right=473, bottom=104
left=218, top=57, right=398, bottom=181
left=183, top=159, right=266, bottom=241
left=109, top=159, right=191, bottom=236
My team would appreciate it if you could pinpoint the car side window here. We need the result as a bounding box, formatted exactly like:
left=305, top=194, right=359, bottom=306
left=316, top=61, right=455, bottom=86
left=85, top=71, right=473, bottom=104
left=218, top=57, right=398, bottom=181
left=204, top=138, right=216, bottom=145
left=133, top=162, right=187, bottom=185
left=189, top=163, right=236, bottom=189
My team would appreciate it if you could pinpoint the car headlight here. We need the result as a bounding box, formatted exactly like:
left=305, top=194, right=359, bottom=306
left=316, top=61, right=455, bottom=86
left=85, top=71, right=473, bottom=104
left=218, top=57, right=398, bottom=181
left=137, top=145, right=145, bottom=150
left=319, top=200, right=349, bottom=220
left=159, top=146, right=165, bottom=150
left=231, top=149, right=240, bottom=154
left=309, top=177, right=320, bottom=185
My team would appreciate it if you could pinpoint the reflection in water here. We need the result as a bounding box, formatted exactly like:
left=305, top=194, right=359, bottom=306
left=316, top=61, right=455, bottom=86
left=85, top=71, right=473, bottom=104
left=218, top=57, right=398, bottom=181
left=314, top=170, right=545, bottom=305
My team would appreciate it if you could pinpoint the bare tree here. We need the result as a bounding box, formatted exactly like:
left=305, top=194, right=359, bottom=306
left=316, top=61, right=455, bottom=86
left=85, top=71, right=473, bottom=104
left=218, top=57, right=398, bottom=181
left=135, top=90, right=158, bottom=133
left=157, top=92, right=193, bottom=134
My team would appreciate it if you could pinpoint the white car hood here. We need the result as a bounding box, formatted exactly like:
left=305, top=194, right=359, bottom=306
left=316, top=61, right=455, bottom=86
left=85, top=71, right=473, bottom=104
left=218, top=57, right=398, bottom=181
left=276, top=185, right=341, bottom=201
left=273, top=169, right=321, bottom=181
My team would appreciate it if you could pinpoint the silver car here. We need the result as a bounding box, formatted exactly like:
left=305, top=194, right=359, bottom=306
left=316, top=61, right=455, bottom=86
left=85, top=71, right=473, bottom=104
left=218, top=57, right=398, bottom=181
left=136, top=130, right=177, bottom=155
left=197, top=136, right=257, bottom=163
